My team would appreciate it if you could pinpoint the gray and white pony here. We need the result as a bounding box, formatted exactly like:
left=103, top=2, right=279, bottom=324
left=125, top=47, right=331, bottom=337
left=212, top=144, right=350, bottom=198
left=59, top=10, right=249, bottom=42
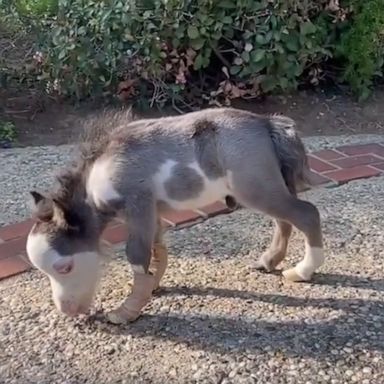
left=26, top=107, right=324, bottom=324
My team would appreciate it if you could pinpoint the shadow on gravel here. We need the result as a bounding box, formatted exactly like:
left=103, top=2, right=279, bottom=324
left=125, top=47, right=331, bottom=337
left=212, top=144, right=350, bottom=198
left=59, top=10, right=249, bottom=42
left=93, top=275, right=384, bottom=360
left=310, top=272, right=384, bottom=292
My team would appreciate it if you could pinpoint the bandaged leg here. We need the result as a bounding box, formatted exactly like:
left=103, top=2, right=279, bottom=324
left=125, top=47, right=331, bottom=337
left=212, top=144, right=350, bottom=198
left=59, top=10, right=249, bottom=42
left=106, top=272, right=156, bottom=324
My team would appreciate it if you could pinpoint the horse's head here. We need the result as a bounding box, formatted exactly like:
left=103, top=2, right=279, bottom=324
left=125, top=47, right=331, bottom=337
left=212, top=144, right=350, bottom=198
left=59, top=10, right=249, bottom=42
left=26, top=190, right=103, bottom=317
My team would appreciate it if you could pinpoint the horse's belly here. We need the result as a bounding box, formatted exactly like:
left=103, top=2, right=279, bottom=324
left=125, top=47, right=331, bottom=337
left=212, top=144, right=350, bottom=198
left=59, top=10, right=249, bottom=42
left=153, top=160, right=229, bottom=211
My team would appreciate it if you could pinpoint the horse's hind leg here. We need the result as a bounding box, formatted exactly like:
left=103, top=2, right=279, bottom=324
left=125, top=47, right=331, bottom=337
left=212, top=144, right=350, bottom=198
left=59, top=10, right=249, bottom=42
left=232, top=178, right=324, bottom=282
left=280, top=199, right=324, bottom=282
left=254, top=219, right=292, bottom=272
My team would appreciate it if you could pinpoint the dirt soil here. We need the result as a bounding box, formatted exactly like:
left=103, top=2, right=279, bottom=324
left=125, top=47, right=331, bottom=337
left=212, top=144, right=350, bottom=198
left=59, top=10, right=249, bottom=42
left=2, top=86, right=384, bottom=148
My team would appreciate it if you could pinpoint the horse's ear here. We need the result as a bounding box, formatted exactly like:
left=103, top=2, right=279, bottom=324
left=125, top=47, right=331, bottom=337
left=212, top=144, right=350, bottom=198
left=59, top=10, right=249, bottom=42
left=29, top=191, right=54, bottom=222
left=30, top=191, right=45, bottom=206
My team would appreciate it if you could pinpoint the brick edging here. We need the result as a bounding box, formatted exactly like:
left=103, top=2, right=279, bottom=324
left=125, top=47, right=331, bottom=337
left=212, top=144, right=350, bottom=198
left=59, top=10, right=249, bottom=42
left=1, top=143, right=384, bottom=281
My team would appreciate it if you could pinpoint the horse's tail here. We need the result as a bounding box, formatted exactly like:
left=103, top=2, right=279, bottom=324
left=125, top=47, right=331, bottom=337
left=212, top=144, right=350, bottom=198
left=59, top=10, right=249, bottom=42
left=268, top=114, right=313, bottom=194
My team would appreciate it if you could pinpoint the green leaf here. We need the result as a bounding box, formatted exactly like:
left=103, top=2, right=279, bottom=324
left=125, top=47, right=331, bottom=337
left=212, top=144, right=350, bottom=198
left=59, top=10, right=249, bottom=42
left=251, top=49, right=265, bottom=62
left=270, top=15, right=277, bottom=29
left=252, top=60, right=266, bottom=73
left=198, top=13, right=207, bottom=23
left=241, top=51, right=250, bottom=63
left=300, top=21, right=317, bottom=36
left=286, top=36, right=300, bottom=52
left=223, top=16, right=233, bottom=24
left=279, top=77, right=289, bottom=89
left=239, top=67, right=251, bottom=77
left=261, top=76, right=277, bottom=92
left=172, top=38, right=180, bottom=48
left=187, top=26, right=199, bottom=39
left=52, top=32, right=62, bottom=46
left=273, top=30, right=281, bottom=42
left=219, top=0, right=236, bottom=8
left=256, top=34, right=265, bottom=45
left=212, top=31, right=222, bottom=40
left=190, top=38, right=205, bottom=50
left=265, top=31, right=273, bottom=44
left=194, top=53, right=204, bottom=70
left=275, top=43, right=284, bottom=54
left=58, top=50, right=67, bottom=60
left=230, top=65, right=241, bottom=75
left=243, top=30, right=253, bottom=40
left=77, top=26, right=86, bottom=35
left=215, top=22, right=223, bottom=31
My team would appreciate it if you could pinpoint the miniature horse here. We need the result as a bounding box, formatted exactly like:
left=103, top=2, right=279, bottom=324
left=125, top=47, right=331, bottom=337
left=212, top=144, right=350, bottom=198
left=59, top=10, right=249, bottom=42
left=26, top=107, right=324, bottom=324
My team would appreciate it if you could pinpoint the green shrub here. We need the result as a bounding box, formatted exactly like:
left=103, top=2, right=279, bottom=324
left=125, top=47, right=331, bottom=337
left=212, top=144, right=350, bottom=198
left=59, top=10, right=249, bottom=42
left=337, top=0, right=384, bottom=100
left=0, top=120, right=16, bottom=143
left=16, top=0, right=57, bottom=17
left=2, top=0, right=383, bottom=107
left=27, top=0, right=337, bottom=107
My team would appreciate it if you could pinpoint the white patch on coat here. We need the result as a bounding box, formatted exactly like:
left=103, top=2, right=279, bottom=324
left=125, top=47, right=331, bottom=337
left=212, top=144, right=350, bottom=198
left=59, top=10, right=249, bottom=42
left=153, top=159, right=177, bottom=203
left=295, top=246, right=324, bottom=280
left=153, top=160, right=230, bottom=210
left=86, top=156, right=121, bottom=208
left=26, top=231, right=102, bottom=316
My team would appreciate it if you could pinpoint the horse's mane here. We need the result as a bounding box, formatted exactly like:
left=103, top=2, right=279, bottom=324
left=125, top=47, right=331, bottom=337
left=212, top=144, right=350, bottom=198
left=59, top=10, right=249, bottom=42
left=79, top=107, right=135, bottom=163
left=52, top=107, right=136, bottom=207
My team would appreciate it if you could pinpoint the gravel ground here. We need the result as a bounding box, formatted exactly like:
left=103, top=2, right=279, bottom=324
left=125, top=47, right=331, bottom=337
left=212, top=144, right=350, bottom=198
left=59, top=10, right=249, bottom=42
left=1, top=175, right=384, bottom=383
left=0, top=134, right=384, bottom=227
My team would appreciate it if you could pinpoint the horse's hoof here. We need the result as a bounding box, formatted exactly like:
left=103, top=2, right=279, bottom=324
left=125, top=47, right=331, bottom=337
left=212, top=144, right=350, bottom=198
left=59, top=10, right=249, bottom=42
left=105, top=309, right=141, bottom=325
left=282, top=268, right=310, bottom=282
left=250, top=258, right=274, bottom=273
left=250, top=260, right=266, bottom=271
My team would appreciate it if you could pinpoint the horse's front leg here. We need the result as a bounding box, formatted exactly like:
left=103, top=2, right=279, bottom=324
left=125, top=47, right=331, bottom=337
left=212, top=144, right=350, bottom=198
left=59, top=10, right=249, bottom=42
left=106, top=193, right=157, bottom=324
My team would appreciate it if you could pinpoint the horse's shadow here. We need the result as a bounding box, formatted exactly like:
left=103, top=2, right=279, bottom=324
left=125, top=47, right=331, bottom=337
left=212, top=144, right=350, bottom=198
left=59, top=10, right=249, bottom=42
left=90, top=272, right=384, bottom=360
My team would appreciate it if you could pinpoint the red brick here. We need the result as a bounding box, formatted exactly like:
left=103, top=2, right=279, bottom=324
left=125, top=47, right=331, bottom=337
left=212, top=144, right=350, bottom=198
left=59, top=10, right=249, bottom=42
left=324, top=165, right=382, bottom=184
left=0, top=237, right=27, bottom=261
left=102, top=224, right=128, bottom=244
left=337, top=143, right=384, bottom=158
left=331, top=154, right=383, bottom=169
left=160, top=219, right=173, bottom=229
left=371, top=162, right=384, bottom=171
left=0, top=219, right=34, bottom=242
left=313, top=149, right=346, bottom=161
left=161, top=210, right=202, bottom=227
left=307, top=171, right=332, bottom=186
left=0, top=255, right=31, bottom=280
left=195, top=201, right=231, bottom=218
left=308, top=156, right=338, bottom=173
